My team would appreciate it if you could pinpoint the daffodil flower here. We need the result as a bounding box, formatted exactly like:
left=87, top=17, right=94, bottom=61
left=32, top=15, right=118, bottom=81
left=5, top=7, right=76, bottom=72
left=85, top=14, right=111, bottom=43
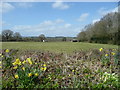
left=15, top=74, right=19, bottom=79
left=15, top=58, right=21, bottom=65
left=22, top=60, right=26, bottom=64
left=35, top=73, right=38, bottom=76
left=27, top=58, right=32, bottom=65
left=28, top=73, right=32, bottom=77
left=13, top=66, right=18, bottom=69
left=72, top=70, right=75, bottom=72
left=105, top=54, right=108, bottom=56
left=99, top=48, right=103, bottom=52
left=12, top=62, right=17, bottom=66
left=5, top=49, right=9, bottom=53
left=43, top=64, right=46, bottom=67
left=41, top=67, right=47, bottom=71
left=111, top=52, right=115, bottom=55
left=22, top=67, right=25, bottom=71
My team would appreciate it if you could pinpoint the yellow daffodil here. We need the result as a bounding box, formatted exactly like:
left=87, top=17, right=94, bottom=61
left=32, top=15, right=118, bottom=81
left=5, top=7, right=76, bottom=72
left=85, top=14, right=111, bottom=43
left=72, top=70, right=75, bottom=72
left=12, top=58, right=21, bottom=66
left=12, top=62, right=16, bottom=66
left=35, top=73, right=38, bottom=76
left=99, top=48, right=103, bottom=52
left=15, top=74, right=19, bottom=79
left=28, top=73, right=32, bottom=77
left=22, top=60, right=26, bottom=64
left=111, top=52, right=115, bottom=55
left=22, top=67, right=25, bottom=71
left=43, top=64, right=46, bottom=67
left=27, top=58, right=32, bottom=65
left=105, top=54, right=108, bottom=57
left=5, top=49, right=9, bottom=53
left=41, top=67, right=47, bottom=71
left=15, top=58, right=21, bottom=65
left=13, top=66, right=18, bottom=69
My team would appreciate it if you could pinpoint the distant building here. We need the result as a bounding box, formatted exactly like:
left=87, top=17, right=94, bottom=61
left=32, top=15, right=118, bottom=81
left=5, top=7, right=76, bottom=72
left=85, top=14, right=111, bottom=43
left=72, top=39, right=78, bottom=42
left=42, top=40, right=48, bottom=42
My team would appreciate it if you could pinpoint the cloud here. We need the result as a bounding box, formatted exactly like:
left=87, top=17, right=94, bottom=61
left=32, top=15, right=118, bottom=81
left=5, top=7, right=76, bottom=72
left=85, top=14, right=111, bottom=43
left=15, top=2, right=33, bottom=8
left=64, top=24, right=71, bottom=28
left=52, top=1, right=69, bottom=10
left=98, top=6, right=119, bottom=16
left=0, top=2, right=15, bottom=13
left=77, top=13, right=89, bottom=22
left=92, top=19, right=100, bottom=24
left=55, top=19, right=64, bottom=23
left=11, top=19, right=75, bottom=36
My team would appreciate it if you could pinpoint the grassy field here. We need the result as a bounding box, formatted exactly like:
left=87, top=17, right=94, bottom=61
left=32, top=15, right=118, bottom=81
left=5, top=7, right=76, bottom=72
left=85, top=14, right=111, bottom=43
left=1, top=42, right=118, bottom=53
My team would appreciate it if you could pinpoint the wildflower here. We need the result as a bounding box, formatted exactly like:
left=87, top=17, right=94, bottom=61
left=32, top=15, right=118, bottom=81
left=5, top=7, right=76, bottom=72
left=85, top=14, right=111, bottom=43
left=22, top=60, right=26, bottom=64
left=35, top=63, right=37, bottom=64
left=12, top=62, right=16, bottom=66
left=15, top=74, right=19, bottom=79
left=68, top=74, right=71, bottom=77
left=15, top=58, right=21, bottom=65
left=1, top=55, right=4, bottom=58
left=43, top=64, right=46, bottom=67
left=12, top=58, right=21, bottom=66
left=0, top=54, right=1, bottom=56
left=0, top=66, right=2, bottom=68
left=99, top=48, right=103, bottom=52
left=0, top=61, right=1, bottom=64
left=27, top=58, right=32, bottom=65
left=35, top=73, right=38, bottom=76
left=41, top=67, right=47, bottom=71
left=5, top=49, right=9, bottom=53
left=111, top=52, right=115, bottom=55
left=105, top=54, right=108, bottom=57
left=13, top=66, right=18, bottom=69
left=72, top=70, right=75, bottom=72
left=28, top=73, right=32, bottom=77
left=22, top=67, right=25, bottom=71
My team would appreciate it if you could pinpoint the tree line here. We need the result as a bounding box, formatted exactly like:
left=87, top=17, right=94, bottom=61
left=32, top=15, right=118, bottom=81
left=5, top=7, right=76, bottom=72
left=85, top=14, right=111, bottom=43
left=77, top=12, right=120, bottom=45
left=0, top=30, right=46, bottom=42
left=0, top=30, right=72, bottom=42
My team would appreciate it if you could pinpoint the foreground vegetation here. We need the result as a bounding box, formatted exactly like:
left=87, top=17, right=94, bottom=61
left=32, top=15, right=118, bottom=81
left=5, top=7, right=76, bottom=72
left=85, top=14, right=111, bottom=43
left=2, top=42, right=118, bottom=53
left=1, top=48, right=119, bottom=88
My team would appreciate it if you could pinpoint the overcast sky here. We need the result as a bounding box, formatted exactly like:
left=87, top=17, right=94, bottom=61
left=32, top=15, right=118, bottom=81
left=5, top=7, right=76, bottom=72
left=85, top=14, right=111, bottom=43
left=1, top=1, right=118, bottom=37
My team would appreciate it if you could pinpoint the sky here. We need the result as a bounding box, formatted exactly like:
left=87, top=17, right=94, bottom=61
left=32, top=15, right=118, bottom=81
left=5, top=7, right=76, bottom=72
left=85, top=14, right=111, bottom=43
left=0, top=1, right=118, bottom=37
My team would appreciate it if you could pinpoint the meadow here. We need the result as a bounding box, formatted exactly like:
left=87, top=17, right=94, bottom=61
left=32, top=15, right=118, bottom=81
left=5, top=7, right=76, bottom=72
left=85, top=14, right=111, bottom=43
left=1, top=42, right=119, bottom=88
left=2, top=42, right=118, bottom=54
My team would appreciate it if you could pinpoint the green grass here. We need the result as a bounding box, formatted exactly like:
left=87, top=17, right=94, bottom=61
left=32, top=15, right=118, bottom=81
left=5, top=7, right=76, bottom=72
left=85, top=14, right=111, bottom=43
left=1, top=42, right=118, bottom=53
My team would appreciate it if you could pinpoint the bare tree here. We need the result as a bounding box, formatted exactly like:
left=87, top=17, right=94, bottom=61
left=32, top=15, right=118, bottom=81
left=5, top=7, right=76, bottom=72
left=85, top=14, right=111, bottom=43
left=2, top=30, right=13, bottom=41
left=13, top=32, right=22, bottom=41
left=39, top=34, right=46, bottom=42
